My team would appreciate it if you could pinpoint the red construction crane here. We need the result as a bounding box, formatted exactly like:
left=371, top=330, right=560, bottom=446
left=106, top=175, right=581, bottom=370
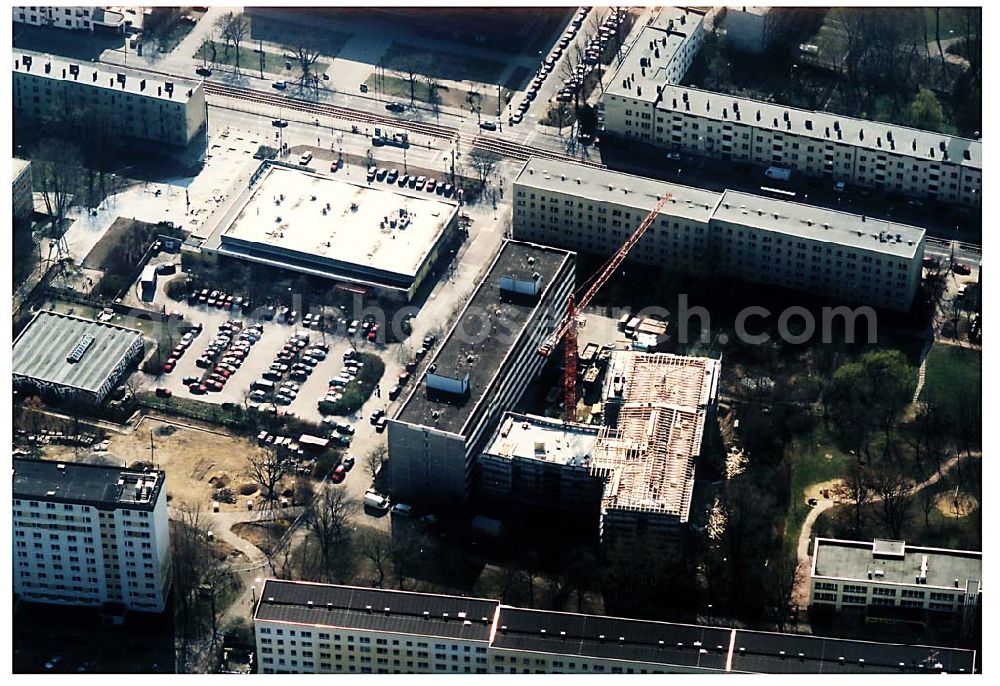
left=539, top=191, right=672, bottom=420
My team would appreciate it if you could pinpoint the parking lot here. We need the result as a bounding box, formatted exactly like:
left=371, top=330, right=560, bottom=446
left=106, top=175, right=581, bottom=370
left=143, top=282, right=388, bottom=427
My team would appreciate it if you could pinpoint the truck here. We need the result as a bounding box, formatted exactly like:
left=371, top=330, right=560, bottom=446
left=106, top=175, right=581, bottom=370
left=372, top=127, right=409, bottom=149
left=764, top=166, right=792, bottom=182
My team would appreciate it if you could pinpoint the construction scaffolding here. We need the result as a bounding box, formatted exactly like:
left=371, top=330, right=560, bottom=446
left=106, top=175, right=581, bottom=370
left=591, top=352, right=721, bottom=522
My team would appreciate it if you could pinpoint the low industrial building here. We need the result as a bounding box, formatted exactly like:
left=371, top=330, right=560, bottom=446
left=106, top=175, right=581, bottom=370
left=13, top=50, right=206, bottom=147
left=513, top=157, right=926, bottom=311
left=12, top=310, right=144, bottom=405
left=389, top=240, right=575, bottom=506
left=810, top=537, right=982, bottom=632
left=253, top=580, right=977, bottom=674
left=13, top=458, right=171, bottom=613
left=600, top=81, right=980, bottom=208
left=202, top=162, right=461, bottom=302
left=13, top=157, right=33, bottom=224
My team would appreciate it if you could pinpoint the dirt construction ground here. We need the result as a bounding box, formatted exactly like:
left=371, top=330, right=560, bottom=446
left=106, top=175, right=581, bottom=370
left=40, top=418, right=271, bottom=513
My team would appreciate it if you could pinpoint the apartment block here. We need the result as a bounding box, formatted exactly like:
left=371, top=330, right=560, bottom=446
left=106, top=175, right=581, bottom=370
left=12, top=6, right=125, bottom=32
left=13, top=458, right=171, bottom=613
left=254, top=580, right=497, bottom=674
left=601, top=83, right=981, bottom=208
left=13, top=157, right=33, bottom=224
left=512, top=157, right=926, bottom=312
left=13, top=50, right=207, bottom=147
left=602, top=7, right=705, bottom=141
left=810, top=538, right=982, bottom=628
left=254, top=580, right=977, bottom=674
left=723, top=7, right=780, bottom=54
left=388, top=240, right=575, bottom=507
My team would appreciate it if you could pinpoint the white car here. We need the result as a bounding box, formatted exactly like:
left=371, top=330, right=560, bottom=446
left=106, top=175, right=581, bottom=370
left=299, top=151, right=313, bottom=165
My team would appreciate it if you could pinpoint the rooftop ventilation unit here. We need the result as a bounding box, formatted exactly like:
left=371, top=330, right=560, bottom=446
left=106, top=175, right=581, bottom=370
left=66, top=334, right=96, bottom=364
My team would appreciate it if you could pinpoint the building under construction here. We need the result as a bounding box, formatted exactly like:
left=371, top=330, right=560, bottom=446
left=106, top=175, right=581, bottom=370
left=479, top=351, right=721, bottom=545
left=594, top=351, right=721, bottom=544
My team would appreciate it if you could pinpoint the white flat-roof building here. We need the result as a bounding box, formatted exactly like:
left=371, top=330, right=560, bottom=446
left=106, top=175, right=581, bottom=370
left=13, top=458, right=171, bottom=613
left=13, top=50, right=206, bottom=147
left=12, top=6, right=125, bottom=32
left=602, top=82, right=981, bottom=208
left=202, top=162, right=460, bottom=301
left=810, top=538, right=981, bottom=632
left=602, top=7, right=705, bottom=145
left=13, top=157, right=33, bottom=224
left=513, top=157, right=926, bottom=311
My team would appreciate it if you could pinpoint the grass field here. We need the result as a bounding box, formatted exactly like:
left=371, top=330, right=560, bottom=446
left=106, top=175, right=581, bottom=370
left=783, top=425, right=852, bottom=554
left=920, top=344, right=981, bottom=420
left=379, top=42, right=507, bottom=85
left=366, top=74, right=512, bottom=116
left=195, top=40, right=330, bottom=77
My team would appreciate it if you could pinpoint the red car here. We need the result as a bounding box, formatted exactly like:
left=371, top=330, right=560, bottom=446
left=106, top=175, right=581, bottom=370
left=155, top=387, right=173, bottom=398
left=331, top=464, right=347, bottom=483
left=163, top=361, right=175, bottom=373
left=953, top=262, right=972, bottom=275
left=189, top=383, right=207, bottom=395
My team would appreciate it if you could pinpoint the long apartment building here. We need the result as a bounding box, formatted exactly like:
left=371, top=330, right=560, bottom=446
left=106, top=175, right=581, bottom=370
left=602, top=8, right=705, bottom=127
left=12, top=458, right=171, bottom=613
left=13, top=51, right=207, bottom=147
left=479, top=351, right=721, bottom=546
left=601, top=82, right=981, bottom=208
left=13, top=157, right=33, bottom=224
left=388, top=240, right=575, bottom=507
left=513, top=157, right=926, bottom=312
left=810, top=538, right=982, bottom=631
left=13, top=6, right=125, bottom=32
left=254, top=580, right=977, bottom=674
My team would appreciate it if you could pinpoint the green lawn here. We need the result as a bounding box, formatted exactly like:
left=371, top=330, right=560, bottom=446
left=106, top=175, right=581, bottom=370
left=921, top=344, right=981, bottom=419
left=195, top=40, right=329, bottom=77
left=365, top=74, right=511, bottom=117
left=379, top=42, right=507, bottom=85
left=783, top=425, right=852, bottom=554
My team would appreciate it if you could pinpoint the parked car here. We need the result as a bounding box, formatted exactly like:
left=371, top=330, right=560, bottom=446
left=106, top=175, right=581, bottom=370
left=479, top=121, right=497, bottom=131
left=953, top=262, right=972, bottom=275
left=332, top=464, right=347, bottom=483
left=391, top=503, right=413, bottom=517
left=155, top=387, right=172, bottom=398
left=272, top=80, right=287, bottom=90
left=385, top=101, right=406, bottom=113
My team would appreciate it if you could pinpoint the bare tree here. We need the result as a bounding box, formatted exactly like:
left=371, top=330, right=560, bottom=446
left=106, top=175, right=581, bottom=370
left=869, top=451, right=914, bottom=539
left=763, top=553, right=801, bottom=633
left=214, top=13, right=233, bottom=60
left=466, top=86, right=483, bottom=125
left=424, top=75, right=442, bottom=121
left=304, top=486, right=356, bottom=582
left=358, top=528, right=391, bottom=589
left=172, top=504, right=215, bottom=668
left=217, top=12, right=251, bottom=73
left=468, top=148, right=499, bottom=189
left=247, top=447, right=286, bottom=510
left=33, top=139, right=84, bottom=240
left=365, top=444, right=388, bottom=484
left=293, top=44, right=323, bottom=96
left=834, top=455, right=872, bottom=535
left=398, top=55, right=428, bottom=107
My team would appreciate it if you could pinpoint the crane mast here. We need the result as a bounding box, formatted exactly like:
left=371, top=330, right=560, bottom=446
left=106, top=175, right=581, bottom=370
left=539, top=192, right=672, bottom=420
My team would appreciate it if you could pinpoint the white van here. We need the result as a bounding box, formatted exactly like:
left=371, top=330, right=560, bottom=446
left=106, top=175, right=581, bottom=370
left=364, top=491, right=390, bottom=511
